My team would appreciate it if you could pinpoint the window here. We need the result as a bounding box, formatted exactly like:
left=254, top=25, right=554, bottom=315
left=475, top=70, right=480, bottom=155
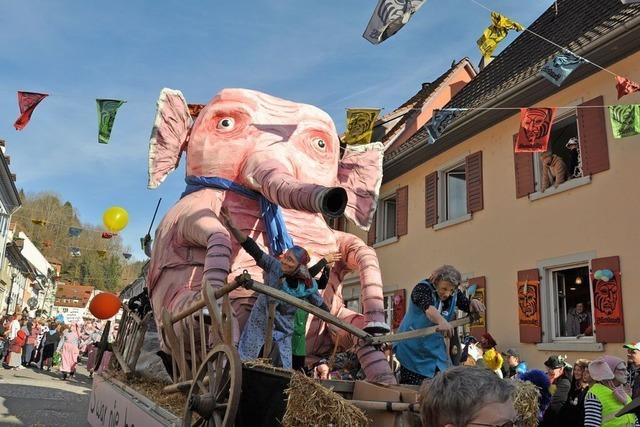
left=533, top=114, right=582, bottom=191
left=547, top=264, right=594, bottom=341
left=383, top=294, right=395, bottom=327
left=442, top=163, right=467, bottom=221
left=344, top=297, right=360, bottom=313
left=375, top=196, right=397, bottom=242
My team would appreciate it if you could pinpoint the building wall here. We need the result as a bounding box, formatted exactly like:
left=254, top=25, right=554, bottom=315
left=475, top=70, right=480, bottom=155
left=367, top=52, right=640, bottom=368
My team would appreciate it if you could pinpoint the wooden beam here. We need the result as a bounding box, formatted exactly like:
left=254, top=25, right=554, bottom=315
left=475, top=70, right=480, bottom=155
left=348, top=400, right=420, bottom=413
left=111, top=348, right=131, bottom=375
left=370, top=315, right=477, bottom=345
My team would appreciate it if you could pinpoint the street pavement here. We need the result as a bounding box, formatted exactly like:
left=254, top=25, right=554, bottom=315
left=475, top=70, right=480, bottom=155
left=0, top=362, right=92, bottom=427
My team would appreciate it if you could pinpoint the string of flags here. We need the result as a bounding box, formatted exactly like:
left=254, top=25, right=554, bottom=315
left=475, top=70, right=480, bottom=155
left=363, top=0, right=426, bottom=45
left=476, top=12, right=524, bottom=63
left=24, top=217, right=120, bottom=239
left=343, top=108, right=381, bottom=145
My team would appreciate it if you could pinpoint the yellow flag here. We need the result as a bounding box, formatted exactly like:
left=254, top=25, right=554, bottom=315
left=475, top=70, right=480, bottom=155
left=477, top=12, right=524, bottom=62
left=344, top=108, right=381, bottom=145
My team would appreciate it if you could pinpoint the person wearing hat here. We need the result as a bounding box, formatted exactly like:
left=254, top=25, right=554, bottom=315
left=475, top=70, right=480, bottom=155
left=584, top=356, right=638, bottom=426
left=625, top=341, right=640, bottom=399
left=394, top=265, right=485, bottom=385
left=502, top=348, right=527, bottom=379
left=541, top=355, right=572, bottom=426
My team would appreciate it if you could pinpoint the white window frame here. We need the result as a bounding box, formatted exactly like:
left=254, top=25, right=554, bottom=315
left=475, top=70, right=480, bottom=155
left=375, top=194, right=397, bottom=244
left=383, top=292, right=395, bottom=327
left=433, top=157, right=472, bottom=230
left=547, top=263, right=594, bottom=343
left=536, top=251, right=603, bottom=352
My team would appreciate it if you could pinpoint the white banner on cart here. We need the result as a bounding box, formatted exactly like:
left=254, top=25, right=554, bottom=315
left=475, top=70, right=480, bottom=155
left=88, top=375, right=166, bottom=427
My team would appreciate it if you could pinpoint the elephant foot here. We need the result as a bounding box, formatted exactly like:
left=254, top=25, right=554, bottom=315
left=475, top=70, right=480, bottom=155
left=363, top=321, right=390, bottom=335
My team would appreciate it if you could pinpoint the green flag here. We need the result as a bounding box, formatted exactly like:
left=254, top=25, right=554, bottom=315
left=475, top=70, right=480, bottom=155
left=609, top=104, right=640, bottom=139
left=96, top=99, right=126, bottom=144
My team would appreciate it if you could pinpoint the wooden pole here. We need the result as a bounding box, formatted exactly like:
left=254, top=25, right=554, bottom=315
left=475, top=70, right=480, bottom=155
left=263, top=301, right=276, bottom=359
left=370, top=315, right=477, bottom=345
left=348, top=400, right=420, bottom=413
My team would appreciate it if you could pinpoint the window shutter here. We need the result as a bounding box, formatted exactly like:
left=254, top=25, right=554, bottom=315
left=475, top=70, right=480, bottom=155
left=590, top=256, right=625, bottom=343
left=392, top=289, right=406, bottom=331
left=465, top=151, right=484, bottom=213
left=396, top=186, right=409, bottom=236
left=425, top=172, right=438, bottom=227
left=367, top=213, right=376, bottom=246
left=513, top=135, right=536, bottom=199
left=468, top=276, right=486, bottom=340
left=517, top=268, right=542, bottom=343
left=578, top=96, right=609, bottom=176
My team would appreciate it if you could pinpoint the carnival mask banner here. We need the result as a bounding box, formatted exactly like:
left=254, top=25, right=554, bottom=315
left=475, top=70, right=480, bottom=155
left=539, top=53, right=585, bottom=87
left=14, top=91, right=48, bottom=130
left=70, top=247, right=82, bottom=257
left=425, top=109, right=459, bottom=142
left=518, top=280, right=540, bottom=326
left=122, top=252, right=132, bottom=260
left=343, top=108, right=381, bottom=145
left=515, top=107, right=557, bottom=152
left=363, top=0, right=427, bottom=44
left=96, top=99, right=126, bottom=144
left=593, top=277, right=622, bottom=325
left=609, top=104, right=640, bottom=139
left=68, top=226, right=83, bottom=237
left=616, top=76, right=640, bottom=100
left=188, top=103, right=205, bottom=119
left=477, top=12, right=524, bottom=62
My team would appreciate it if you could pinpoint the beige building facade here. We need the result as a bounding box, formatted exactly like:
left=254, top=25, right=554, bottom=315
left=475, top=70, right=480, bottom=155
left=344, top=2, right=640, bottom=368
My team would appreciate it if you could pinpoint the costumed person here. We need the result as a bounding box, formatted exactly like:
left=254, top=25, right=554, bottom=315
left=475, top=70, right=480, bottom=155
left=519, top=369, right=553, bottom=423
left=58, top=324, right=80, bottom=380
left=23, top=319, right=41, bottom=366
left=566, top=302, right=593, bottom=337
left=220, top=207, right=330, bottom=369
left=291, top=252, right=339, bottom=371
left=541, top=355, right=572, bottom=426
left=479, top=333, right=503, bottom=377
left=394, top=265, right=485, bottom=385
left=4, top=325, right=27, bottom=370
left=39, top=323, right=61, bottom=371
left=502, top=348, right=527, bottom=378
left=561, top=359, right=592, bottom=426
left=584, top=356, right=639, bottom=427
left=33, top=319, right=48, bottom=367
left=625, top=341, right=640, bottom=399
left=540, top=150, right=568, bottom=192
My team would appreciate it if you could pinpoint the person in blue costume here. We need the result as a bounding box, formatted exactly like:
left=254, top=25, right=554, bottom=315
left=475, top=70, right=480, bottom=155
left=219, top=207, right=330, bottom=369
left=394, top=265, right=485, bottom=385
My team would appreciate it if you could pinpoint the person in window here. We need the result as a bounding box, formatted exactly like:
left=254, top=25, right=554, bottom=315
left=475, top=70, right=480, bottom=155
left=540, top=150, right=568, bottom=192
left=540, top=355, right=572, bottom=426
left=394, top=265, right=485, bottom=385
left=220, top=207, right=330, bottom=369
left=584, top=356, right=639, bottom=427
left=566, top=302, right=593, bottom=337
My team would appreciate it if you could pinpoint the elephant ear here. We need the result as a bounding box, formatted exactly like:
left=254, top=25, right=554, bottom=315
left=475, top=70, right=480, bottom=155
left=148, top=88, right=193, bottom=189
left=337, top=142, right=384, bottom=231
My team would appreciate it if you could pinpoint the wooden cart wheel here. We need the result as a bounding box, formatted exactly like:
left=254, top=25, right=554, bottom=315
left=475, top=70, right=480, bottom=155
left=183, top=344, right=242, bottom=427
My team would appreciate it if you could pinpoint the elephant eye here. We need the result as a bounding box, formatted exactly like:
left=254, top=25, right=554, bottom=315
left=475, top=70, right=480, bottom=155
left=217, top=117, right=235, bottom=130
left=313, top=137, right=326, bottom=150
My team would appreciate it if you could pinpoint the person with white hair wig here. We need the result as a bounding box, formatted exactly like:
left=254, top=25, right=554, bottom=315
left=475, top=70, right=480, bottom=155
left=394, top=265, right=485, bottom=385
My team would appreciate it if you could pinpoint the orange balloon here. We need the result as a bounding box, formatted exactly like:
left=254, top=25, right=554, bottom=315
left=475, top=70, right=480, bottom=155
left=89, top=292, right=122, bottom=320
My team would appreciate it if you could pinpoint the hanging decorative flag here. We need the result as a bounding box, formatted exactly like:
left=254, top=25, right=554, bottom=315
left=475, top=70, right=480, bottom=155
left=96, top=250, right=107, bottom=258
left=188, top=104, right=205, bottom=119
left=343, top=108, right=381, bottom=145
left=616, top=76, right=640, bottom=100
left=14, top=91, right=48, bottom=131
left=70, top=247, right=82, bottom=257
left=122, top=252, right=132, bottom=260
left=31, top=219, right=47, bottom=226
left=101, top=232, right=114, bottom=239
left=539, top=53, right=585, bottom=86
left=425, top=109, right=459, bottom=142
left=96, top=99, right=126, bottom=144
left=515, top=107, right=557, bottom=152
left=362, top=0, right=427, bottom=45
left=477, top=12, right=524, bottom=62
left=68, top=227, right=82, bottom=237
left=609, top=104, right=640, bottom=139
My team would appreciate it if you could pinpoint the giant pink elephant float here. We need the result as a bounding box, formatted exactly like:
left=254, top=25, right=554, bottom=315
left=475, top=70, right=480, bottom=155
left=146, top=88, right=395, bottom=384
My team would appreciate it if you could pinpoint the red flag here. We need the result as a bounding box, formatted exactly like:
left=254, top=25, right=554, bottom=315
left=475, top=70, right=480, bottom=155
left=616, top=76, right=640, bottom=100
left=515, top=107, right=557, bottom=153
left=188, top=103, right=205, bottom=119
left=14, top=91, right=48, bottom=130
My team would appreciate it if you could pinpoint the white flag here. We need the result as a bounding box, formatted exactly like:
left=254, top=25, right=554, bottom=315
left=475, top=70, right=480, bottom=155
left=363, top=0, right=427, bottom=45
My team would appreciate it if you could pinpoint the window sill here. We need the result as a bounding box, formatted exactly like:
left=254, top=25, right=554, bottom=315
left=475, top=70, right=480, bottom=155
left=433, top=213, right=472, bottom=231
left=528, top=176, right=591, bottom=201
left=373, top=236, right=398, bottom=249
left=536, top=341, right=603, bottom=352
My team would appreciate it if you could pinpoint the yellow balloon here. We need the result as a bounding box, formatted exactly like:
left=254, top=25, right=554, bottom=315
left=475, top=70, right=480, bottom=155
left=103, top=206, right=129, bottom=233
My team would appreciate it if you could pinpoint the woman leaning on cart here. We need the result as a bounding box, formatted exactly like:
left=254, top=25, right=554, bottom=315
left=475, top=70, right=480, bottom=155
left=394, top=265, right=486, bottom=385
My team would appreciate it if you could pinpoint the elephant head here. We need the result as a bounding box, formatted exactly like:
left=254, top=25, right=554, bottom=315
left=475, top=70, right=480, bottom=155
left=148, top=88, right=383, bottom=229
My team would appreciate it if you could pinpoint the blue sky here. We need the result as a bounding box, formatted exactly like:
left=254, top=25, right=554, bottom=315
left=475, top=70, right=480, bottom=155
left=0, top=0, right=554, bottom=260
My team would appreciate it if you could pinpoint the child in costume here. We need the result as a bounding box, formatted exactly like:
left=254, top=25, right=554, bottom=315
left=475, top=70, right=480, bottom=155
left=220, top=207, right=329, bottom=369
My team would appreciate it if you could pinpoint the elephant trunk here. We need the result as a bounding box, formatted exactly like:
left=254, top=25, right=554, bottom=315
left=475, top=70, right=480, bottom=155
left=253, top=164, right=347, bottom=218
